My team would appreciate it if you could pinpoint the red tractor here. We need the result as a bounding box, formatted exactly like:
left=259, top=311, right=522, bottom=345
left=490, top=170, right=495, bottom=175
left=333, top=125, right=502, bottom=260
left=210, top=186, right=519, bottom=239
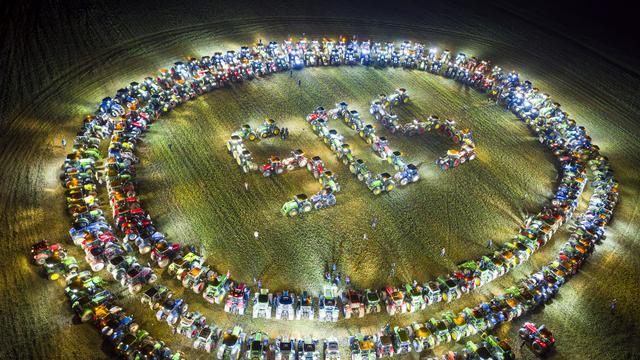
left=307, top=156, right=325, bottom=179
left=260, top=156, right=284, bottom=177
left=519, top=322, right=555, bottom=356
left=31, top=240, right=67, bottom=265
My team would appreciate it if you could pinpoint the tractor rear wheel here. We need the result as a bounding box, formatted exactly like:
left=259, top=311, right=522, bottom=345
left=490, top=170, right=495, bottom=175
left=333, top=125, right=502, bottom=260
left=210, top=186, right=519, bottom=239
left=532, top=342, right=544, bottom=355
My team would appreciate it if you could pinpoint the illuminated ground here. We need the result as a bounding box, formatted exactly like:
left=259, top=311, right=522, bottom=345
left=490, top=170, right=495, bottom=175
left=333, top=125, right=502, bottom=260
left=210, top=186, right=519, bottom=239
left=1, top=2, right=639, bottom=359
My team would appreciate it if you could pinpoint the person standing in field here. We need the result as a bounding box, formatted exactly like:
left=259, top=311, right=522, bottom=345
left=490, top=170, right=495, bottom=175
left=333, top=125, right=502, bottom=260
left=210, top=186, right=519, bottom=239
left=61, top=138, right=67, bottom=150
left=440, top=247, right=446, bottom=257
left=254, top=231, right=259, bottom=240
left=244, top=182, right=249, bottom=191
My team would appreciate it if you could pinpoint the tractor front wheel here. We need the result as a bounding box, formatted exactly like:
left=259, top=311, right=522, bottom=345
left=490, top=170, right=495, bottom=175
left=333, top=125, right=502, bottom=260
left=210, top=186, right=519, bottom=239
left=288, top=209, right=298, bottom=217
left=303, top=204, right=312, bottom=213
left=373, top=188, right=382, bottom=195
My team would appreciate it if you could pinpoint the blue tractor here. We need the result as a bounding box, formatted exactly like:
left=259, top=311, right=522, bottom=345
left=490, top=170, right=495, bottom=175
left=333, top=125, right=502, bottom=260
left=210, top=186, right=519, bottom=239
left=394, top=164, right=420, bottom=186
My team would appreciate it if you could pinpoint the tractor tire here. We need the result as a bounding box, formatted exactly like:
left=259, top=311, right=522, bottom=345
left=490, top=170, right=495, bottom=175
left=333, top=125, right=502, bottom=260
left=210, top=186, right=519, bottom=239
left=357, top=173, right=365, bottom=181
left=48, top=272, right=60, bottom=281
left=129, top=284, right=143, bottom=294
left=412, top=175, right=420, bottom=183
left=287, top=164, right=295, bottom=171
left=349, top=164, right=356, bottom=173
left=303, top=204, right=312, bottom=213
left=91, top=261, right=104, bottom=272
left=532, top=342, right=544, bottom=355
left=81, top=309, right=94, bottom=323
left=193, top=282, right=205, bottom=294
left=148, top=274, right=158, bottom=284
left=262, top=171, right=271, bottom=177
left=288, top=209, right=298, bottom=217
left=242, top=165, right=249, bottom=173
left=36, top=257, right=46, bottom=265
left=249, top=134, right=256, bottom=141
left=273, top=128, right=280, bottom=135
left=400, top=178, right=409, bottom=186
left=158, top=258, right=170, bottom=268
left=139, top=245, right=151, bottom=255
left=342, top=158, right=349, bottom=165
left=518, top=328, right=529, bottom=339
left=366, top=138, right=373, bottom=144
left=386, top=184, right=395, bottom=192
left=327, top=197, right=336, bottom=206
left=373, top=188, right=382, bottom=195
left=298, top=159, right=308, bottom=167
left=261, top=133, right=268, bottom=138
left=314, top=202, right=323, bottom=210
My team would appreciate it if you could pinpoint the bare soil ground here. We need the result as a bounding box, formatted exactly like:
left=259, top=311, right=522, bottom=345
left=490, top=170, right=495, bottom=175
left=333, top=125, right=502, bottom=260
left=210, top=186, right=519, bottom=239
left=1, top=1, right=639, bottom=359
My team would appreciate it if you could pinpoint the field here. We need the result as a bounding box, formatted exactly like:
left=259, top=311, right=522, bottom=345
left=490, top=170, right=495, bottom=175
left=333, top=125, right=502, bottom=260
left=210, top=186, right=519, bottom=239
left=1, top=1, right=639, bottom=359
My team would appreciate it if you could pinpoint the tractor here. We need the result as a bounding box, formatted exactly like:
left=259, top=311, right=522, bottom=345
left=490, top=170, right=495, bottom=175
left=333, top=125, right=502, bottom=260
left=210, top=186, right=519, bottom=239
left=193, top=325, right=222, bottom=353
left=252, top=289, right=273, bottom=319
left=296, top=291, right=315, bottom=320
left=366, top=173, right=395, bottom=195
left=324, top=338, right=341, bottom=360
left=261, top=156, right=284, bottom=177
left=274, top=291, right=296, bottom=320
left=409, top=322, right=436, bottom=352
left=311, top=187, right=337, bottom=210
left=141, top=285, right=172, bottom=310
left=257, top=118, right=280, bottom=138
left=342, top=289, right=365, bottom=319
left=31, top=240, right=66, bottom=265
left=405, top=284, right=427, bottom=312
left=274, top=337, right=296, bottom=360
left=336, top=144, right=355, bottom=165
left=224, top=283, right=250, bottom=315
left=217, top=326, right=246, bottom=360
left=298, top=338, right=321, bottom=360
left=282, top=149, right=308, bottom=170
left=358, top=124, right=377, bottom=144
left=155, top=298, right=188, bottom=325
left=375, top=331, right=395, bottom=358
left=387, top=151, right=406, bottom=171
left=519, top=322, right=555, bottom=356
left=364, top=289, right=382, bottom=314
left=349, top=159, right=370, bottom=182
left=176, top=311, right=207, bottom=339
left=307, top=156, right=325, bottom=179
left=150, top=240, right=181, bottom=268
left=318, top=285, right=340, bottom=322
left=394, top=164, right=420, bottom=186
left=384, top=287, right=408, bottom=316
left=281, top=194, right=313, bottom=217
left=246, top=332, right=270, bottom=360
left=392, top=327, right=412, bottom=355
left=203, top=272, right=230, bottom=304
left=349, top=335, right=376, bottom=360
left=320, top=171, right=341, bottom=193
left=372, top=137, right=392, bottom=159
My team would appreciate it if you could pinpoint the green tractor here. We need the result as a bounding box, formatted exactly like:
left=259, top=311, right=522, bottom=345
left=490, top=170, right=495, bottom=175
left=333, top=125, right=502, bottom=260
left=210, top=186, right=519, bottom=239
left=236, top=124, right=258, bottom=141
left=281, top=194, right=313, bottom=217
left=366, top=172, right=395, bottom=195
left=257, top=118, right=280, bottom=138
left=320, top=171, right=341, bottom=193
left=349, top=159, right=370, bottom=182
left=44, top=255, right=79, bottom=281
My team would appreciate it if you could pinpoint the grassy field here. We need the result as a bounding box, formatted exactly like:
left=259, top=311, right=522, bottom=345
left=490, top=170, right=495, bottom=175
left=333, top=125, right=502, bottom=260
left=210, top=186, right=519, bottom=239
left=139, top=66, right=555, bottom=293
left=1, top=2, right=639, bottom=359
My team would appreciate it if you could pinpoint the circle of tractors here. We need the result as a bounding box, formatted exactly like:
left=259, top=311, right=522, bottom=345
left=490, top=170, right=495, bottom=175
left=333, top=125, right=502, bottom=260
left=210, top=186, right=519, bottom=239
left=31, top=35, right=618, bottom=359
